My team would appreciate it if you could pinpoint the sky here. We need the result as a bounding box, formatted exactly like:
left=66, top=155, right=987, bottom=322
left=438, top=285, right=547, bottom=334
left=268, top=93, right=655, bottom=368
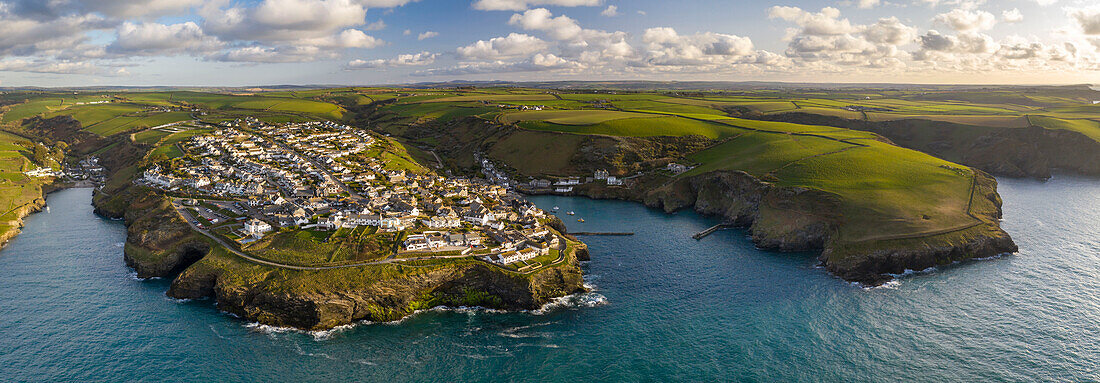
left=1, top=0, right=1100, bottom=87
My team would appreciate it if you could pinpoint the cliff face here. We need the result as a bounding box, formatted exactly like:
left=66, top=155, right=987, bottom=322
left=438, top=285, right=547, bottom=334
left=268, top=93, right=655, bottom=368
left=643, top=170, right=836, bottom=251
left=600, top=169, right=1018, bottom=285
left=0, top=193, right=47, bottom=249
left=166, top=246, right=585, bottom=330
left=95, top=186, right=212, bottom=279
left=762, top=113, right=1100, bottom=179
left=95, top=182, right=586, bottom=330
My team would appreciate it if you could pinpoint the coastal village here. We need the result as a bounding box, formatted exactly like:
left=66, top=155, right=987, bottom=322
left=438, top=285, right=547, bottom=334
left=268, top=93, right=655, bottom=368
left=138, top=119, right=569, bottom=268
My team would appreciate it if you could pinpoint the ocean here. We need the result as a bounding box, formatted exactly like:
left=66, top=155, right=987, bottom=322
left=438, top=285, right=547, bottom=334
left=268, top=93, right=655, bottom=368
left=1, top=176, right=1097, bottom=382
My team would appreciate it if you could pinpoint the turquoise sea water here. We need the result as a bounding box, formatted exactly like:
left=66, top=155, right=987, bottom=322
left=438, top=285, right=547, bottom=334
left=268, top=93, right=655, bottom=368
left=1, top=177, right=1098, bottom=382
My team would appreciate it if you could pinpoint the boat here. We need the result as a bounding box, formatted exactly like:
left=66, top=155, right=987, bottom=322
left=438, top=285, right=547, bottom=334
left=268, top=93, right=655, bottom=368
left=553, top=206, right=560, bottom=210
left=577, top=218, right=585, bottom=222
left=567, top=211, right=575, bottom=215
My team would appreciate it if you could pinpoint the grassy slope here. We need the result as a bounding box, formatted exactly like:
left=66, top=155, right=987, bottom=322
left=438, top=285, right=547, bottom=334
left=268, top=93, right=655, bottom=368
left=0, top=131, right=48, bottom=241
left=500, top=110, right=655, bottom=125
left=488, top=92, right=990, bottom=250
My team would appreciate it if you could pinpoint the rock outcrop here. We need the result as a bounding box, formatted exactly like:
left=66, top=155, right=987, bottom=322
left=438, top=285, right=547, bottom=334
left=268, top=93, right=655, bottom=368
left=164, top=245, right=585, bottom=330
left=96, top=182, right=586, bottom=330
left=762, top=112, right=1100, bottom=179
left=572, top=169, right=1018, bottom=285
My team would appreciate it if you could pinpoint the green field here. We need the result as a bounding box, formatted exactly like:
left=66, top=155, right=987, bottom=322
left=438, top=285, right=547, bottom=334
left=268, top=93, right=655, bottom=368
left=501, top=110, right=656, bottom=125
left=520, top=116, right=739, bottom=139
left=0, top=131, right=51, bottom=241
left=1028, top=115, right=1100, bottom=141
left=419, top=94, right=558, bottom=103
left=410, top=88, right=1005, bottom=249
left=243, top=226, right=393, bottom=266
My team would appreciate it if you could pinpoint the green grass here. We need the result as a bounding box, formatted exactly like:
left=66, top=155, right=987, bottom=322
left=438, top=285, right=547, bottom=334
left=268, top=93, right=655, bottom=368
left=165, top=91, right=345, bottom=119
left=133, top=130, right=172, bottom=145
left=418, top=94, right=558, bottom=103
left=488, top=130, right=588, bottom=176
left=677, top=119, right=978, bottom=243
left=2, top=98, right=67, bottom=124
left=84, top=111, right=193, bottom=136
left=243, top=226, right=392, bottom=266
left=520, top=116, right=740, bottom=139
left=0, top=132, right=48, bottom=240
left=1028, top=115, right=1100, bottom=141
left=501, top=110, right=657, bottom=125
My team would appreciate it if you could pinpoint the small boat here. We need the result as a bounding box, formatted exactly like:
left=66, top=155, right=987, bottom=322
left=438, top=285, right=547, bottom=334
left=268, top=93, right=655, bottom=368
left=577, top=218, right=585, bottom=223
left=553, top=206, right=560, bottom=210
left=567, top=211, right=575, bottom=215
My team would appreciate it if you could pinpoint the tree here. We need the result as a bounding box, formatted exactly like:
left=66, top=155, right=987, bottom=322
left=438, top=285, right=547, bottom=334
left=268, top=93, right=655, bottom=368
left=32, top=143, right=49, bottom=166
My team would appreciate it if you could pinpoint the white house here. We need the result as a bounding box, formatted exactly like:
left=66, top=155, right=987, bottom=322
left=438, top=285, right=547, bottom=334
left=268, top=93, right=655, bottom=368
left=243, top=219, right=272, bottom=237
left=667, top=163, right=689, bottom=174
left=404, top=234, right=430, bottom=251
left=495, top=248, right=539, bottom=264
left=427, top=215, right=462, bottom=229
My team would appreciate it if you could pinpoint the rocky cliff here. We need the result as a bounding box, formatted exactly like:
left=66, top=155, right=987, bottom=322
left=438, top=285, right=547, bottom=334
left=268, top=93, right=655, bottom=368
left=0, top=192, right=47, bottom=249
left=761, top=113, right=1100, bottom=179
left=95, top=180, right=586, bottom=330
left=562, top=169, right=1017, bottom=285
left=166, top=246, right=585, bottom=330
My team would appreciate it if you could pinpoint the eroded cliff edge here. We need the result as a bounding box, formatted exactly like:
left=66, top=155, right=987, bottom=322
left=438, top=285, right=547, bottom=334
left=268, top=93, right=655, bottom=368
left=94, top=184, right=586, bottom=330
left=566, top=169, right=1017, bottom=285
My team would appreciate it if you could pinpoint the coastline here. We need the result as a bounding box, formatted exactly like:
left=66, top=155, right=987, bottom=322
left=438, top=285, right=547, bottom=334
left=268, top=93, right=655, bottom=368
left=519, top=168, right=1018, bottom=285
left=94, top=183, right=589, bottom=330
left=0, top=180, right=75, bottom=251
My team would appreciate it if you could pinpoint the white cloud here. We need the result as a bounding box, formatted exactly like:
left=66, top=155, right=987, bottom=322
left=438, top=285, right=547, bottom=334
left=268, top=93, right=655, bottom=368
left=471, top=0, right=602, bottom=12
left=416, top=53, right=583, bottom=75
left=914, top=0, right=986, bottom=9
left=0, top=59, right=100, bottom=74
left=508, top=8, right=585, bottom=40
left=1069, top=6, right=1100, bottom=35
left=769, top=7, right=915, bottom=68
left=639, top=27, right=756, bottom=66
left=418, top=31, right=439, bottom=40
left=209, top=45, right=329, bottom=63
left=107, top=22, right=221, bottom=56
left=857, top=0, right=881, bottom=9
left=82, top=0, right=206, bottom=18
left=767, top=6, right=858, bottom=36
left=201, top=0, right=370, bottom=42
left=1002, top=8, right=1023, bottom=23
left=363, top=20, right=386, bottom=31
left=456, top=33, right=548, bottom=59
left=913, top=30, right=998, bottom=61
left=347, top=51, right=438, bottom=69
left=933, top=8, right=996, bottom=32
left=863, top=17, right=917, bottom=45
left=360, top=0, right=420, bottom=6
left=601, top=5, right=617, bottom=17
left=0, top=10, right=112, bottom=57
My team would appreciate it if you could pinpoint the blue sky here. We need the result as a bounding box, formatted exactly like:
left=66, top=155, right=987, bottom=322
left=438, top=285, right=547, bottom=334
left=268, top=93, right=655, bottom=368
left=0, top=0, right=1098, bottom=86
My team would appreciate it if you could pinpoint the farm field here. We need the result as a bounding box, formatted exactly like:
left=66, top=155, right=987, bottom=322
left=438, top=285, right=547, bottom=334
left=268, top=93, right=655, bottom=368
left=501, top=110, right=657, bottom=125
left=0, top=90, right=349, bottom=137
left=0, top=85, right=1095, bottom=250
left=362, top=86, right=1044, bottom=252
